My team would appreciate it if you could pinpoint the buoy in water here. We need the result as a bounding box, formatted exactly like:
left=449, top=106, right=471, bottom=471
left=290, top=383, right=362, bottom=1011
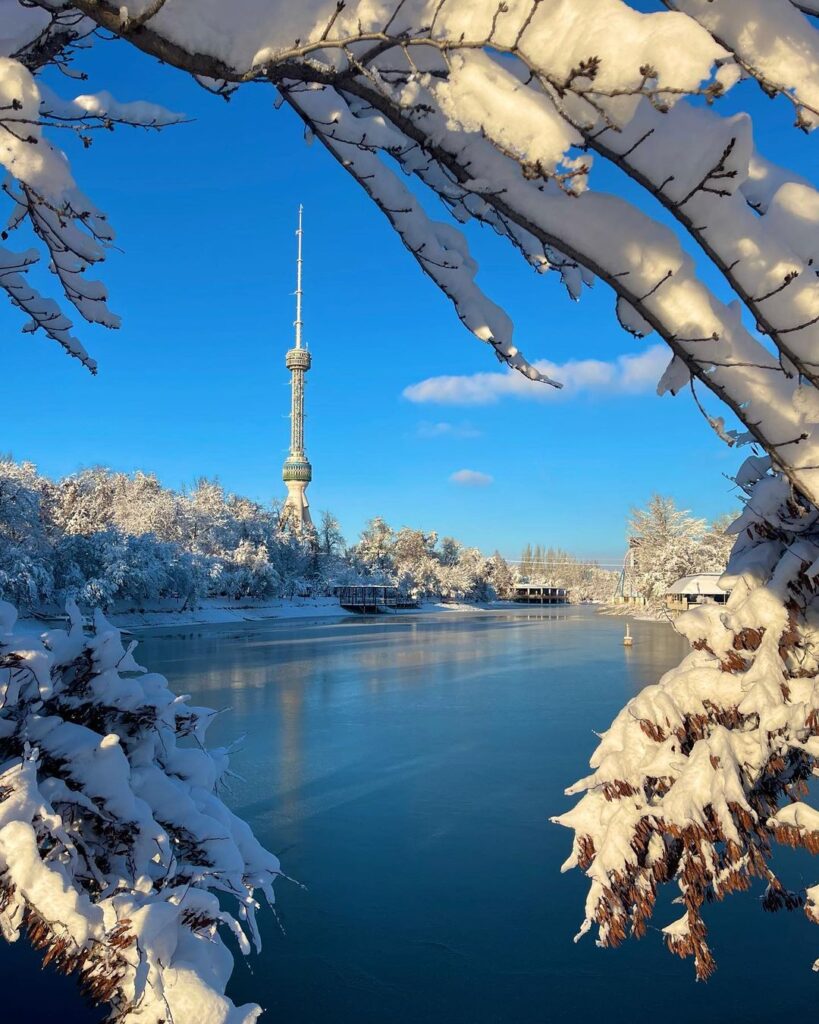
left=623, top=623, right=634, bottom=647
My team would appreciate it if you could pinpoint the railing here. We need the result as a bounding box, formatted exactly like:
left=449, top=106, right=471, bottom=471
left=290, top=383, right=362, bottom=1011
left=335, top=586, right=417, bottom=611
left=512, top=586, right=569, bottom=604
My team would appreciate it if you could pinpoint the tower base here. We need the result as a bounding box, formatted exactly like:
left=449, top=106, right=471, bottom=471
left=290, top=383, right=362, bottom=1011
left=278, top=479, right=314, bottom=539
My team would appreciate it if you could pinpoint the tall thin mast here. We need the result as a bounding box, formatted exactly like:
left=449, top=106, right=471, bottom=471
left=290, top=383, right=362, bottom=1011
left=281, top=204, right=313, bottom=534
left=294, top=204, right=304, bottom=350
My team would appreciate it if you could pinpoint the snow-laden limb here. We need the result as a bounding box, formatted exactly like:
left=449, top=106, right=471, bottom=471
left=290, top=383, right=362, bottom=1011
left=306, top=57, right=819, bottom=500
left=37, top=81, right=184, bottom=130
left=2, top=0, right=815, bottom=430
left=665, top=0, right=819, bottom=129
left=554, top=457, right=819, bottom=979
left=0, top=53, right=120, bottom=339
left=0, top=244, right=95, bottom=369
left=38, top=0, right=819, bottom=490
left=0, top=599, right=280, bottom=1021
left=519, top=87, right=819, bottom=390
left=285, top=83, right=555, bottom=384
left=0, top=7, right=184, bottom=367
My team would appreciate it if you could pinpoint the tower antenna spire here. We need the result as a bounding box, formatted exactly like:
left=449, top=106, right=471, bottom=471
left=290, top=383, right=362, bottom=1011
left=295, top=203, right=304, bottom=349
left=280, top=204, right=314, bottom=537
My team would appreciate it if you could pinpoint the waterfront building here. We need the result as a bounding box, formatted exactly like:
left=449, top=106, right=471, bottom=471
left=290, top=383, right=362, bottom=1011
left=512, top=583, right=569, bottom=605
left=665, top=573, right=729, bottom=610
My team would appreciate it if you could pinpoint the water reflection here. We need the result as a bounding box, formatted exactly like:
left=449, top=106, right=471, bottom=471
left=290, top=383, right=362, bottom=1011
left=619, top=617, right=690, bottom=696
left=9, top=607, right=807, bottom=1024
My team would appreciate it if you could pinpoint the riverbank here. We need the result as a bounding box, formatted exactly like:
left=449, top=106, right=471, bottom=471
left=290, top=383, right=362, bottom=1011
left=15, top=598, right=673, bottom=636
left=598, top=602, right=677, bottom=624
left=17, top=596, right=518, bottom=633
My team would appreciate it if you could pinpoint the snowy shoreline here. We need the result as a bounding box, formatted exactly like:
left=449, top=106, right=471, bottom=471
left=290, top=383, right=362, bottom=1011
left=597, top=603, right=677, bottom=625
left=18, top=597, right=529, bottom=633
left=16, top=600, right=666, bottom=636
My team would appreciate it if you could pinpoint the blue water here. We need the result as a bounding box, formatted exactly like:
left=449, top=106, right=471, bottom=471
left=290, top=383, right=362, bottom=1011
left=3, top=607, right=818, bottom=1022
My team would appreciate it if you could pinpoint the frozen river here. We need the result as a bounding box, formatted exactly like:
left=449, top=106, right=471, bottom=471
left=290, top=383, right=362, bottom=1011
left=3, top=606, right=818, bottom=1022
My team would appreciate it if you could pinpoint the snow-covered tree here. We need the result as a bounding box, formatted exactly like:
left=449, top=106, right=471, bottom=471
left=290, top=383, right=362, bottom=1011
left=0, top=458, right=53, bottom=607
left=349, top=516, right=508, bottom=600
left=626, top=495, right=736, bottom=606
left=317, top=510, right=345, bottom=558
left=353, top=517, right=395, bottom=578
left=392, top=526, right=440, bottom=599
left=629, top=495, right=706, bottom=601
left=446, top=545, right=493, bottom=601
left=487, top=551, right=515, bottom=601
left=50, top=469, right=186, bottom=546
left=3, top=0, right=819, bottom=992
left=0, top=462, right=328, bottom=609
left=438, top=536, right=462, bottom=568
left=696, top=513, right=735, bottom=574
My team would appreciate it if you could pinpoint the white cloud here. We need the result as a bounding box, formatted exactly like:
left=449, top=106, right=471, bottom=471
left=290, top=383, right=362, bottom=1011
left=416, top=420, right=483, bottom=439
left=403, top=345, right=668, bottom=406
left=450, top=468, right=493, bottom=487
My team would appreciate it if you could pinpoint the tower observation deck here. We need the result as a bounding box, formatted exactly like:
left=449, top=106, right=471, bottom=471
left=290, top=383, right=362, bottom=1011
left=280, top=206, right=313, bottom=533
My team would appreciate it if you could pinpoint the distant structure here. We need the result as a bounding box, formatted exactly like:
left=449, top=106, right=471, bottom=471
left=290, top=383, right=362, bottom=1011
left=614, top=540, right=644, bottom=605
left=279, top=205, right=314, bottom=535
left=665, top=573, right=729, bottom=611
left=334, top=585, right=418, bottom=613
left=512, top=583, right=569, bottom=605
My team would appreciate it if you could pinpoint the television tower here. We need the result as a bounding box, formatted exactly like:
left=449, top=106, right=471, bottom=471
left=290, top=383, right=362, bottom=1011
left=280, top=205, right=313, bottom=533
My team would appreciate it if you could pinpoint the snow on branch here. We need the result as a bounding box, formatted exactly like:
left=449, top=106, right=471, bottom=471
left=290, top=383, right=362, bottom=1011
left=310, top=63, right=818, bottom=501
left=664, top=0, right=819, bottom=130
left=285, top=82, right=558, bottom=385
left=0, top=243, right=95, bottom=369
left=19, top=0, right=815, bottom=498
left=0, top=599, right=281, bottom=1022
left=37, top=82, right=185, bottom=130
left=1, top=12, right=183, bottom=367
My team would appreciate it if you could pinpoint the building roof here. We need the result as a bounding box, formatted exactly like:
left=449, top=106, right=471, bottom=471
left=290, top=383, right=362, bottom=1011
left=666, top=573, right=727, bottom=596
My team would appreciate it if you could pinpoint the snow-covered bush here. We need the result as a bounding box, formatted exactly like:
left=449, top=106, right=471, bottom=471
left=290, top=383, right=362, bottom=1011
left=0, top=599, right=281, bottom=1021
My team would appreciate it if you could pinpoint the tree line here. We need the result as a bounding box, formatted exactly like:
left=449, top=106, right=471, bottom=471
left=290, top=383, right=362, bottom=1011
left=1, top=459, right=736, bottom=614
left=0, top=459, right=517, bottom=611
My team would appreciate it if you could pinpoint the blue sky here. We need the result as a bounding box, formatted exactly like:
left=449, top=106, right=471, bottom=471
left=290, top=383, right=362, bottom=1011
left=3, top=30, right=811, bottom=563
